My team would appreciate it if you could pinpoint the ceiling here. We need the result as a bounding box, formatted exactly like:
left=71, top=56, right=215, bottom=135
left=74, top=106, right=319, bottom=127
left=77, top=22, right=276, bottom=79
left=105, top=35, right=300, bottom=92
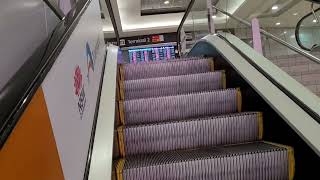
left=101, top=0, right=320, bottom=38
left=140, top=0, right=190, bottom=15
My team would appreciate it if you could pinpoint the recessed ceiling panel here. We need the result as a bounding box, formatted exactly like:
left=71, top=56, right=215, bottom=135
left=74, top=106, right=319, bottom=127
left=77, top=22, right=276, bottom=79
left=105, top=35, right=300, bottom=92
left=141, top=0, right=191, bottom=16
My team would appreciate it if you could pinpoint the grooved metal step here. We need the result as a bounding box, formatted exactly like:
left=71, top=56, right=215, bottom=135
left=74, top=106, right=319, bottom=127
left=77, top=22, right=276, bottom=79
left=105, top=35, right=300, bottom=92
left=117, top=112, right=263, bottom=156
left=118, top=88, right=242, bottom=125
left=115, top=142, right=294, bottom=180
left=119, top=58, right=214, bottom=80
left=120, top=71, right=226, bottom=100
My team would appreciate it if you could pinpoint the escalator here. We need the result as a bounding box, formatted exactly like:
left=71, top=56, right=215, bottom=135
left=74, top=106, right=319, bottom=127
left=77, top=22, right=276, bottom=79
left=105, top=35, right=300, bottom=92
left=113, top=57, right=294, bottom=179
left=2, top=0, right=320, bottom=179
left=108, top=32, right=320, bottom=179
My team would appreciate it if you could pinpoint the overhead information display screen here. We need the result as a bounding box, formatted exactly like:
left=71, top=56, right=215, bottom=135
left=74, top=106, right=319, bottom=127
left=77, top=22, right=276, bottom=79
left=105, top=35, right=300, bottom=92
left=128, top=46, right=175, bottom=63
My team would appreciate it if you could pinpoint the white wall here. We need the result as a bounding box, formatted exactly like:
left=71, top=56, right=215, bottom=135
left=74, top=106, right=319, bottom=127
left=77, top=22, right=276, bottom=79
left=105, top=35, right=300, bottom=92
left=42, top=0, right=106, bottom=179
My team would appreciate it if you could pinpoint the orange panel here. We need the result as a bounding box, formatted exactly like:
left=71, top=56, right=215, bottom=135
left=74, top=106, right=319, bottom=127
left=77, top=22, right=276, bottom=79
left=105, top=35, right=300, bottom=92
left=0, top=88, right=64, bottom=180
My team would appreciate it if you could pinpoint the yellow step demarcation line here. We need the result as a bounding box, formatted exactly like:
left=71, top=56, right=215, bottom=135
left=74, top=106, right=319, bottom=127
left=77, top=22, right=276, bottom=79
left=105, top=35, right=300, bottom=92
left=221, top=70, right=227, bottom=89
left=119, top=80, right=125, bottom=100
left=119, top=101, right=125, bottom=125
left=116, top=158, right=125, bottom=180
left=116, top=102, right=121, bottom=126
left=236, top=88, right=242, bottom=113
left=264, top=141, right=295, bottom=180
left=116, top=80, right=120, bottom=101
left=113, top=131, right=120, bottom=158
left=208, top=59, right=215, bottom=72
left=119, top=65, right=124, bottom=81
left=117, top=126, right=126, bottom=157
left=112, top=165, right=117, bottom=180
left=257, top=112, right=263, bottom=140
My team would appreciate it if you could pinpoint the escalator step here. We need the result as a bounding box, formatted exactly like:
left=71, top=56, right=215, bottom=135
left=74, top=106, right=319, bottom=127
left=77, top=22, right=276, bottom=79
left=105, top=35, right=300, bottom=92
left=119, top=88, right=242, bottom=125
left=120, top=71, right=226, bottom=100
left=115, top=142, right=295, bottom=180
left=117, top=112, right=263, bottom=156
left=120, top=58, right=214, bottom=80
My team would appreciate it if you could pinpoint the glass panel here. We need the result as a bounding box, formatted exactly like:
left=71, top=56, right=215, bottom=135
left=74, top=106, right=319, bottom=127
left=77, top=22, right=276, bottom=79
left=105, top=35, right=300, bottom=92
left=254, top=1, right=320, bottom=97
left=209, top=0, right=320, bottom=97
left=180, top=0, right=208, bottom=55
left=99, top=0, right=115, bottom=40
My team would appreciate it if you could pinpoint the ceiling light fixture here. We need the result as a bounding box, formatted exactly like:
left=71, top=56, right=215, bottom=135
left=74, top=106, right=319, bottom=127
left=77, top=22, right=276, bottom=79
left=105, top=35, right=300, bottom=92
left=164, top=0, right=170, bottom=4
left=212, top=15, right=217, bottom=18
left=284, top=31, right=287, bottom=34
left=276, top=22, right=281, bottom=26
left=272, top=5, right=278, bottom=10
left=313, top=19, right=317, bottom=23
left=293, top=13, right=298, bottom=16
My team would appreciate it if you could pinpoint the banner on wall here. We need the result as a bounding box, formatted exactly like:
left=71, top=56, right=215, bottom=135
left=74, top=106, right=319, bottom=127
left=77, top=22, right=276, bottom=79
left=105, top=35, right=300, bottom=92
left=41, top=0, right=105, bottom=180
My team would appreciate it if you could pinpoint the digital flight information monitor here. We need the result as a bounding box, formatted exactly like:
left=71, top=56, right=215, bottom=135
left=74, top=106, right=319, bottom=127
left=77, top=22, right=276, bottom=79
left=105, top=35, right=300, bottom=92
left=128, top=46, right=175, bottom=63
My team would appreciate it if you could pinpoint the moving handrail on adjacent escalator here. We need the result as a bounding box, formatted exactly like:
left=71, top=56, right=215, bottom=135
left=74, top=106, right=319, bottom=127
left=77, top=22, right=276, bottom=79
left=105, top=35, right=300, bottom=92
left=209, top=5, right=320, bottom=125
left=295, top=7, right=320, bottom=51
left=0, top=0, right=93, bottom=148
left=211, top=5, right=320, bottom=65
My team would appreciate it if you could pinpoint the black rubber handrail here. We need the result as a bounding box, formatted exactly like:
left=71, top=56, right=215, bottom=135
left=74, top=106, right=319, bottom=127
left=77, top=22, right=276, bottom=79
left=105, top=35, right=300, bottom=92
left=0, top=0, right=93, bottom=148
left=176, top=0, right=195, bottom=57
left=295, top=7, right=320, bottom=51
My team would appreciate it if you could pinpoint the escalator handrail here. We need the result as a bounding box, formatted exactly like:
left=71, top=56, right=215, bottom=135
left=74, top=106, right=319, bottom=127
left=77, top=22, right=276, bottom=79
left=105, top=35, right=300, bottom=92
left=0, top=0, right=93, bottom=148
left=189, top=34, right=320, bottom=155
left=217, top=33, right=320, bottom=125
left=295, top=7, right=320, bottom=51
left=212, top=5, right=320, bottom=65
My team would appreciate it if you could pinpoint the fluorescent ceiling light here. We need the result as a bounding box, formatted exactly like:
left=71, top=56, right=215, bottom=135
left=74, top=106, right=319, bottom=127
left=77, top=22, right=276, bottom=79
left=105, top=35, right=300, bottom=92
left=164, top=0, right=169, bottom=4
left=293, top=12, right=298, bottom=16
left=271, top=5, right=278, bottom=10
left=284, top=31, right=287, bottom=34
left=275, top=22, right=281, bottom=26
left=313, top=19, right=317, bottom=23
left=212, top=15, right=217, bottom=18
left=290, top=35, right=295, bottom=38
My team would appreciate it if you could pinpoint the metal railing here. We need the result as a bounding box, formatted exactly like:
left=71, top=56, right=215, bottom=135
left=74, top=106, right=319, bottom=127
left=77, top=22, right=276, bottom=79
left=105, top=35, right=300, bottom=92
left=212, top=5, right=320, bottom=65
left=176, top=0, right=195, bottom=57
